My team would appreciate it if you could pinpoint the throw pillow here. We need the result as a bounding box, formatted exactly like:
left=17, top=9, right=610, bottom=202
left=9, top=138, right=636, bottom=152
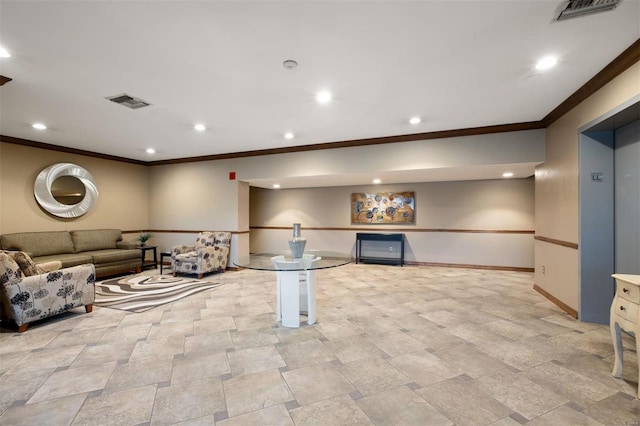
left=10, top=251, right=41, bottom=277
left=0, top=252, right=24, bottom=285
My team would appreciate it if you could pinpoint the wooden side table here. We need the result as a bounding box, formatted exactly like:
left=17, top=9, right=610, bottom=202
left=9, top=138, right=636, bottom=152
left=140, top=245, right=158, bottom=271
left=610, top=273, right=640, bottom=398
left=160, top=251, right=171, bottom=274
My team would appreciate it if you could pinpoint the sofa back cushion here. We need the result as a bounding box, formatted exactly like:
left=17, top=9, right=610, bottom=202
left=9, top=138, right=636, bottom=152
left=0, top=231, right=75, bottom=257
left=195, top=232, right=232, bottom=249
left=71, top=229, right=122, bottom=253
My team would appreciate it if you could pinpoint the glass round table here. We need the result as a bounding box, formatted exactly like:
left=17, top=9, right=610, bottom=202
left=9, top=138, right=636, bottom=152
left=234, top=250, right=351, bottom=271
left=233, top=251, right=351, bottom=328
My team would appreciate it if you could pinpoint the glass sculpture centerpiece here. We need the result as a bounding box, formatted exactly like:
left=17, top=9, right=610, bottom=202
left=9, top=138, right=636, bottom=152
left=288, top=223, right=307, bottom=259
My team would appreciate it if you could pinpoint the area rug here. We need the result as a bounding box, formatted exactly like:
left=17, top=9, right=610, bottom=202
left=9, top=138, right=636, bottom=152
left=94, top=274, right=221, bottom=312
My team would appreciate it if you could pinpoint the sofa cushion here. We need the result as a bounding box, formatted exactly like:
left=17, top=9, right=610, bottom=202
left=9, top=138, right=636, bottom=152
left=1, top=231, right=75, bottom=257
left=84, top=249, right=140, bottom=265
left=33, top=253, right=93, bottom=269
left=175, top=251, right=198, bottom=262
left=0, top=252, right=24, bottom=285
left=71, top=229, right=122, bottom=253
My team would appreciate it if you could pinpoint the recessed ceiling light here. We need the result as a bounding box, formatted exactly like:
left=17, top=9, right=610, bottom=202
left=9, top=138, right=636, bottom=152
left=146, top=148, right=156, bottom=154
left=502, top=172, right=514, bottom=178
left=284, top=132, right=294, bottom=139
left=535, top=56, right=557, bottom=70
left=0, top=46, right=10, bottom=58
left=194, top=123, right=206, bottom=131
left=316, top=91, right=332, bottom=104
left=273, top=184, right=281, bottom=189
left=409, top=117, right=421, bottom=125
left=373, top=178, right=381, bottom=184
left=32, top=123, right=47, bottom=130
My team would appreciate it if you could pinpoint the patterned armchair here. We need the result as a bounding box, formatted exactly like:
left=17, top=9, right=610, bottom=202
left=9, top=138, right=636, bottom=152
left=171, top=232, right=231, bottom=279
left=0, top=251, right=95, bottom=332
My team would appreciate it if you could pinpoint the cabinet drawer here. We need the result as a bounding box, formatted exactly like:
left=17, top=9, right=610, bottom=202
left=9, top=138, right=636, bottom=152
left=613, top=313, right=636, bottom=334
left=614, top=297, right=639, bottom=324
left=617, top=281, right=640, bottom=303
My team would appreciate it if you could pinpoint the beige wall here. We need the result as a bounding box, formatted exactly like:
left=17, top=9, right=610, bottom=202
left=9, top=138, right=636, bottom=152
left=148, top=162, right=240, bottom=231
left=250, top=178, right=535, bottom=268
left=145, top=129, right=543, bottom=264
left=147, top=162, right=246, bottom=259
left=233, top=129, right=544, bottom=184
left=0, top=136, right=536, bottom=269
left=0, top=142, right=149, bottom=238
left=535, top=61, right=640, bottom=311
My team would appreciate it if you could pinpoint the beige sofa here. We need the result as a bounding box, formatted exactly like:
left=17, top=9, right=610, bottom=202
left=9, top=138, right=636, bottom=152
left=0, top=229, right=141, bottom=278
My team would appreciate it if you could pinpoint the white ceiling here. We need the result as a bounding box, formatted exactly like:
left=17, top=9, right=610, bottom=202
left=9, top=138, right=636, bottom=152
left=1, top=1, right=639, bottom=186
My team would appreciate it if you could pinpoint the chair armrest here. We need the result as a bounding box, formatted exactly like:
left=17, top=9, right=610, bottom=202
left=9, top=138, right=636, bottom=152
left=117, top=241, right=139, bottom=250
left=172, top=245, right=196, bottom=256
left=36, top=261, right=62, bottom=273
left=198, top=246, right=230, bottom=268
left=216, top=246, right=230, bottom=258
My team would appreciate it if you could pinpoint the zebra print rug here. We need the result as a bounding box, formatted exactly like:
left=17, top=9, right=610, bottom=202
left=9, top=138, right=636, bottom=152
left=94, top=274, right=221, bottom=312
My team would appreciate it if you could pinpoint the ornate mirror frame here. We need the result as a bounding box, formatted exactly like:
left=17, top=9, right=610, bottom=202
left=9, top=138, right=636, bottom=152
left=34, top=163, right=99, bottom=218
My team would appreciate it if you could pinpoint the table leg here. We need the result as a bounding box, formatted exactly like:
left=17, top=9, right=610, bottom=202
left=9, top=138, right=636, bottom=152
left=610, top=306, right=624, bottom=378
left=611, top=322, right=624, bottom=378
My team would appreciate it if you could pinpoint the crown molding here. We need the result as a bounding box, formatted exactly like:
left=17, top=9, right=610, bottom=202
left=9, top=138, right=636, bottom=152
left=0, top=135, right=146, bottom=165
left=541, top=37, right=640, bottom=127
left=149, top=121, right=544, bottom=165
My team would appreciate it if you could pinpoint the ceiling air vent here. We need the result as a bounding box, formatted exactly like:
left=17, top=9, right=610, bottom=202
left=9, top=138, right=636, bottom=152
left=105, top=93, right=151, bottom=109
left=553, top=0, right=623, bottom=21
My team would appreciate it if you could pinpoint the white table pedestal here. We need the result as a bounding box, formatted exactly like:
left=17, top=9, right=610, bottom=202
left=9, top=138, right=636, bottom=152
left=279, top=270, right=302, bottom=328
left=299, top=269, right=317, bottom=325
left=273, top=256, right=320, bottom=328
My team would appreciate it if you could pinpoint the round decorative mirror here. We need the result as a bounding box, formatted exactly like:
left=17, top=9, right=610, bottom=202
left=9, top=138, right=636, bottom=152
left=51, top=175, right=87, bottom=205
left=34, top=163, right=98, bottom=218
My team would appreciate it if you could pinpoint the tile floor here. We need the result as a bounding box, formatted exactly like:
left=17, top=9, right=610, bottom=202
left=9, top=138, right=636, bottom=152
left=1, top=264, right=639, bottom=425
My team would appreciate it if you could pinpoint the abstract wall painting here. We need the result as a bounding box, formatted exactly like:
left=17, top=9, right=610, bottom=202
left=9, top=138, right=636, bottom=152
left=351, top=192, right=415, bottom=224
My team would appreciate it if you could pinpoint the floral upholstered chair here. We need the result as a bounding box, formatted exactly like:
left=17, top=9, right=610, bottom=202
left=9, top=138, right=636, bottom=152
left=0, top=251, right=95, bottom=332
left=171, top=232, right=231, bottom=279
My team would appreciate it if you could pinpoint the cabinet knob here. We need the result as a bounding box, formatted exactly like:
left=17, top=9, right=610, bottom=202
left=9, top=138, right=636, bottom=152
left=623, top=288, right=629, bottom=293
left=620, top=306, right=626, bottom=311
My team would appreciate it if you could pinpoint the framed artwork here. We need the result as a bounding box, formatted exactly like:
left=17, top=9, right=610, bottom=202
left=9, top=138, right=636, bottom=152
left=351, top=192, right=415, bottom=224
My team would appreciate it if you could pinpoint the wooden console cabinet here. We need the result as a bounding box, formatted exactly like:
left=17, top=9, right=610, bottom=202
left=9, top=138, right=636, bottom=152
left=355, top=233, right=405, bottom=266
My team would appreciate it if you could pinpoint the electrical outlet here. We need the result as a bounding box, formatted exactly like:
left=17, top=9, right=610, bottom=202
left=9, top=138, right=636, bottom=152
left=389, top=246, right=394, bottom=252
left=542, top=265, right=546, bottom=274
